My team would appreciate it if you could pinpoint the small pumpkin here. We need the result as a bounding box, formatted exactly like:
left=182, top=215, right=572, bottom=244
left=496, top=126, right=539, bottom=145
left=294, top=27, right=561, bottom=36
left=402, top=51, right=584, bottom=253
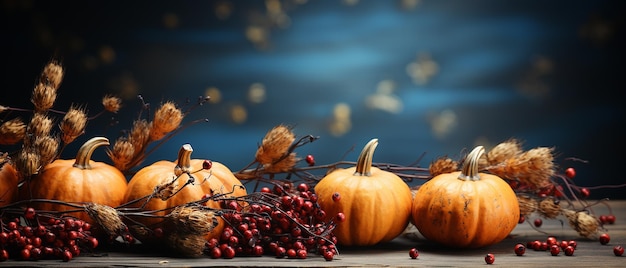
left=314, top=138, right=412, bottom=246
left=411, top=145, right=520, bottom=248
left=19, top=137, right=128, bottom=223
left=0, top=161, right=18, bottom=206
left=122, top=143, right=246, bottom=240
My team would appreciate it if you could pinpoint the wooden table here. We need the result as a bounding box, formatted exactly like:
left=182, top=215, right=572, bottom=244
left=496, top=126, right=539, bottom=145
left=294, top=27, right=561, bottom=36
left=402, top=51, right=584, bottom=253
left=1, top=200, right=624, bottom=267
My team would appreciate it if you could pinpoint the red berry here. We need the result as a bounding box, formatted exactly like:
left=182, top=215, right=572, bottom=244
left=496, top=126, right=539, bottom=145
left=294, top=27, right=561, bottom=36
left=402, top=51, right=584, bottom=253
left=24, top=207, right=36, bottom=220
left=564, top=246, right=575, bottom=256
left=202, top=160, right=212, bottom=170
left=559, top=240, right=569, bottom=250
left=209, top=247, right=221, bottom=258
left=568, top=240, right=577, bottom=249
left=550, top=244, right=560, bottom=256
left=335, top=212, right=346, bottom=223
left=600, top=233, right=611, bottom=245
left=0, top=249, right=8, bottom=262
left=546, top=236, right=557, bottom=246
left=296, top=249, right=307, bottom=259
left=296, top=183, right=309, bottom=192
left=409, top=248, right=419, bottom=259
left=305, top=154, right=315, bottom=166
left=484, top=253, right=495, bottom=264
left=565, top=167, right=576, bottom=179
left=606, top=215, right=616, bottom=224
left=260, top=187, right=272, bottom=193
left=518, top=215, right=525, bottom=224
left=580, top=188, right=590, bottom=198
left=332, top=192, right=341, bottom=202
left=534, top=218, right=543, bottom=227
left=323, top=250, right=334, bottom=261
left=222, top=246, right=235, bottom=259
left=286, top=248, right=297, bottom=258
left=61, top=250, right=73, bottom=262
left=614, top=245, right=624, bottom=256
left=514, top=243, right=525, bottom=256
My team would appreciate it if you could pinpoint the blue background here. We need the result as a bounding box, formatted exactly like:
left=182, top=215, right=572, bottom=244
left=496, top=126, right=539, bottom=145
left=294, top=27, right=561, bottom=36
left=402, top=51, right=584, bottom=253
left=2, top=0, right=624, bottom=199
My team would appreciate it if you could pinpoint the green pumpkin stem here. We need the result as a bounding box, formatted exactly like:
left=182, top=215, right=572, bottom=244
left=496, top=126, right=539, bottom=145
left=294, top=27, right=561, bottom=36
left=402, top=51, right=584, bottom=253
left=175, top=144, right=194, bottom=176
left=458, top=145, right=485, bottom=181
left=354, top=138, right=379, bottom=176
left=73, top=137, right=110, bottom=170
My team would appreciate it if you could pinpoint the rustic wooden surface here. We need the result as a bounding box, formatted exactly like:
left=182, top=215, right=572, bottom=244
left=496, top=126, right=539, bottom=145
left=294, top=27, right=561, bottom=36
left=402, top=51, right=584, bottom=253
left=1, top=200, right=624, bottom=267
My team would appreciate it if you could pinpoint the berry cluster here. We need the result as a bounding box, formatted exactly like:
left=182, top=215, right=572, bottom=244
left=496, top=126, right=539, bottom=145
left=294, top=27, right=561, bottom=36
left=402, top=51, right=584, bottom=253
left=0, top=208, right=98, bottom=262
left=204, top=182, right=340, bottom=261
left=524, top=236, right=577, bottom=256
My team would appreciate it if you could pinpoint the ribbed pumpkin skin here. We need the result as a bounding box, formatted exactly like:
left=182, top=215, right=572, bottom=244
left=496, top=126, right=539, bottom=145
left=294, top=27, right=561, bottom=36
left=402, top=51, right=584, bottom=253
left=315, top=166, right=413, bottom=246
left=18, top=138, right=128, bottom=224
left=122, top=153, right=246, bottom=240
left=20, top=159, right=128, bottom=222
left=411, top=171, right=520, bottom=248
left=0, top=163, right=18, bottom=206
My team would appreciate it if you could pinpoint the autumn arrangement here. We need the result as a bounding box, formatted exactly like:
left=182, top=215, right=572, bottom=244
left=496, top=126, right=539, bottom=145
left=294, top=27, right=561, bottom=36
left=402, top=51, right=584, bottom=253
left=0, top=60, right=621, bottom=262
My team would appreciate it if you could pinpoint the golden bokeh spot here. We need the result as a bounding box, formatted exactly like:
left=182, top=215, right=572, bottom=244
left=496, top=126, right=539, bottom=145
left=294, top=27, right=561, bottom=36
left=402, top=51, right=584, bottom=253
left=248, top=83, right=266, bottom=104
left=428, top=109, right=457, bottom=140
left=246, top=25, right=269, bottom=48
left=163, top=13, right=180, bottom=29
left=215, top=1, right=233, bottom=20
left=329, top=120, right=351, bottom=137
left=99, top=45, right=116, bottom=64
left=333, top=102, right=351, bottom=122
left=406, top=52, right=438, bottom=85
left=110, top=72, right=140, bottom=100
left=205, top=87, right=222, bottom=104
left=400, top=0, right=421, bottom=10
left=328, top=102, right=352, bottom=137
left=517, top=55, right=553, bottom=100
left=229, top=104, right=247, bottom=124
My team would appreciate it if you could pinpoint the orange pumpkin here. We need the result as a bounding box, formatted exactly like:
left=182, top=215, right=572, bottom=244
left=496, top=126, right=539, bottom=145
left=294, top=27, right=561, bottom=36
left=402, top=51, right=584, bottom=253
left=0, top=161, right=18, bottom=206
left=411, top=145, right=520, bottom=248
left=314, top=138, right=412, bottom=246
left=19, top=137, right=128, bottom=223
left=122, top=143, right=246, bottom=240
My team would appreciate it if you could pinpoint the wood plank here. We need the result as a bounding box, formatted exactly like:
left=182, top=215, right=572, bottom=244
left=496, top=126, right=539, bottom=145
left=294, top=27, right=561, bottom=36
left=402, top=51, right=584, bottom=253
left=1, top=200, right=624, bottom=267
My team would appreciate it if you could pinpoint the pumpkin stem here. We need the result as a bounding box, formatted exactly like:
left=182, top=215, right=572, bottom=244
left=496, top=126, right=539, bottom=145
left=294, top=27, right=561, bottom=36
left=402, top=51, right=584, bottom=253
left=458, top=145, right=485, bottom=181
left=354, top=138, right=378, bottom=176
left=175, top=144, right=193, bottom=176
left=73, top=137, right=110, bottom=170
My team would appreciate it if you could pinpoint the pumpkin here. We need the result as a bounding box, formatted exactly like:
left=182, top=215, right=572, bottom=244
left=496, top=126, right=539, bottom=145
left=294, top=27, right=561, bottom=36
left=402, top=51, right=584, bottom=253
left=0, top=161, right=18, bottom=206
left=18, top=137, right=128, bottom=223
left=314, top=138, right=412, bottom=246
left=411, top=145, right=520, bottom=248
left=122, top=143, right=246, bottom=241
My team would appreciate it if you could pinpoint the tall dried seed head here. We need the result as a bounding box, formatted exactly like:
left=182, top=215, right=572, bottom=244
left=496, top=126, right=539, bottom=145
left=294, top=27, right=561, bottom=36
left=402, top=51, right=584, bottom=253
left=27, top=113, right=54, bottom=138
left=40, top=61, right=64, bottom=90
left=263, top=152, right=297, bottom=173
left=429, top=157, right=458, bottom=177
left=34, top=135, right=59, bottom=166
left=537, top=197, right=561, bottom=219
left=15, top=149, right=41, bottom=178
left=485, top=139, right=523, bottom=166
left=517, top=195, right=538, bottom=217
left=31, top=83, right=57, bottom=112
left=255, top=124, right=295, bottom=165
left=102, top=95, right=122, bottom=113
left=60, top=106, right=87, bottom=144
left=515, top=147, right=555, bottom=189
left=149, top=101, right=183, bottom=141
left=167, top=205, right=218, bottom=235
left=129, top=119, right=150, bottom=152
left=563, top=209, right=600, bottom=238
left=85, top=203, right=127, bottom=237
left=107, top=138, right=135, bottom=171
left=0, top=118, right=26, bottom=145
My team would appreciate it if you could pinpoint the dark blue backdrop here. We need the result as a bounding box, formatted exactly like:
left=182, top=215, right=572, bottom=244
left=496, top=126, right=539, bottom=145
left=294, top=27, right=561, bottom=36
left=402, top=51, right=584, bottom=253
left=2, top=0, right=624, bottom=198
